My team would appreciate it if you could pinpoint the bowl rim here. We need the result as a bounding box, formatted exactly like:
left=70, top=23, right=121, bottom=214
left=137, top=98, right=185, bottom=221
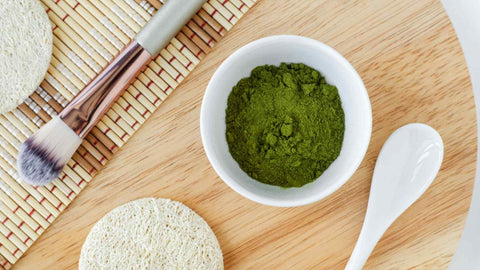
left=200, top=35, right=372, bottom=207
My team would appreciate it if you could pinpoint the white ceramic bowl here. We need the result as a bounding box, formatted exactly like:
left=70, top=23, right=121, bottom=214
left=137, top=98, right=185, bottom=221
left=200, top=35, right=372, bottom=207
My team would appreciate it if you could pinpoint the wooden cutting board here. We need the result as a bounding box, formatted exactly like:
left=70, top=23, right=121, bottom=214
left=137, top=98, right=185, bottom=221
left=14, top=0, right=476, bottom=269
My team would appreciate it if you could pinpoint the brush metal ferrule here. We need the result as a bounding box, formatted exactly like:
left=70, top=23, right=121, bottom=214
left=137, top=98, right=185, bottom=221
left=59, top=40, right=152, bottom=138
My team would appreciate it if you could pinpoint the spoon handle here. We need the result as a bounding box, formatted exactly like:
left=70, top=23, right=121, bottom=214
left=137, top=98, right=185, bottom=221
left=345, top=220, right=386, bottom=270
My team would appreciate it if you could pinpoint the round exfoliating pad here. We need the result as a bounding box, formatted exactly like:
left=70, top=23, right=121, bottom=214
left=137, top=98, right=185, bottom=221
left=0, top=0, right=52, bottom=114
left=79, top=198, right=223, bottom=269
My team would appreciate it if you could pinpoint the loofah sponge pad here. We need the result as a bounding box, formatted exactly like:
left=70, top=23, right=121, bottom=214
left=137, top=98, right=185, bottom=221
left=0, top=0, right=52, bottom=114
left=79, top=198, right=224, bottom=270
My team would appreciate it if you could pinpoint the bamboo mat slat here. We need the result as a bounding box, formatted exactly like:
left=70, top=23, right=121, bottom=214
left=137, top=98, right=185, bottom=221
left=0, top=0, right=256, bottom=267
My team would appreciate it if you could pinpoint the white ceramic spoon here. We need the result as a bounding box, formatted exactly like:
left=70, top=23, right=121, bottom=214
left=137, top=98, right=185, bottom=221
left=345, top=123, right=444, bottom=270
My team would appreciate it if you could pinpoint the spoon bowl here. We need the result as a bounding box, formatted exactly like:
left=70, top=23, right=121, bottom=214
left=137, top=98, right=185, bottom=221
left=346, top=123, right=444, bottom=270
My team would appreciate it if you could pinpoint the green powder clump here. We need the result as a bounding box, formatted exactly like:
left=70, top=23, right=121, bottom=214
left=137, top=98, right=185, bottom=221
left=225, top=63, right=345, bottom=188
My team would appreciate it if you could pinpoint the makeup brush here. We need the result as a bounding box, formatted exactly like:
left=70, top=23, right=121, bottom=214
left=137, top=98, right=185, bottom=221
left=17, top=0, right=206, bottom=186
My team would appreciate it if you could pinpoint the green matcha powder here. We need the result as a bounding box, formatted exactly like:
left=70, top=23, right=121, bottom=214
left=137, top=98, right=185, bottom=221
left=225, top=63, right=345, bottom=188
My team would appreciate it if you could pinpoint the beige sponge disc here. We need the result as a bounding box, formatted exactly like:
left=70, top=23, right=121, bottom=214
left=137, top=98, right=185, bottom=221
left=0, top=0, right=53, bottom=114
left=79, top=198, right=224, bottom=270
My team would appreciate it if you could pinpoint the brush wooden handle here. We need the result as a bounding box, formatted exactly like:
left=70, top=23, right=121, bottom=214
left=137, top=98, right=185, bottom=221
left=59, top=0, right=206, bottom=138
left=135, top=0, right=207, bottom=56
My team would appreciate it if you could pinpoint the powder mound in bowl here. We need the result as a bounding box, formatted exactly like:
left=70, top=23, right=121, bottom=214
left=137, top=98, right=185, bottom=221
left=0, top=0, right=53, bottom=114
left=79, top=198, right=223, bottom=270
left=226, top=63, right=345, bottom=188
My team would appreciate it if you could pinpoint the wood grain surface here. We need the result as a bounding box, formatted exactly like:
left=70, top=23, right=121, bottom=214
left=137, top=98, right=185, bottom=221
left=13, top=0, right=477, bottom=269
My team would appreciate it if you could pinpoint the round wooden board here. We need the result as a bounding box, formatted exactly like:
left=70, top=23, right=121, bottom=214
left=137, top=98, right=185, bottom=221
left=15, top=0, right=476, bottom=269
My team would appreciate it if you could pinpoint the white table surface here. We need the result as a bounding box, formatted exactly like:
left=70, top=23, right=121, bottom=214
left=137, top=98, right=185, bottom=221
left=443, top=1, right=480, bottom=269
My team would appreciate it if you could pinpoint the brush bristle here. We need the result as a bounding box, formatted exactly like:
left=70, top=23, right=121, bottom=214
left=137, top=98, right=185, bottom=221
left=17, top=116, right=82, bottom=186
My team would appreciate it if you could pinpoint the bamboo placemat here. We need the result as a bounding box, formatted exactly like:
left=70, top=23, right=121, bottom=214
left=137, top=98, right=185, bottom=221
left=0, top=0, right=256, bottom=268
